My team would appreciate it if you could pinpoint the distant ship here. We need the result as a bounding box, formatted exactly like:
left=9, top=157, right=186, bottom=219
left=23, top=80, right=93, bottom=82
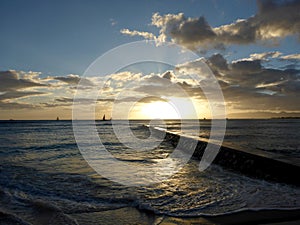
left=56, top=117, right=59, bottom=121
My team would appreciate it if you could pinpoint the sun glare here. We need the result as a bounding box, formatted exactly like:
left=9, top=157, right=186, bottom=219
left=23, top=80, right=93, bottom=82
left=140, top=101, right=180, bottom=119
left=128, top=97, right=209, bottom=120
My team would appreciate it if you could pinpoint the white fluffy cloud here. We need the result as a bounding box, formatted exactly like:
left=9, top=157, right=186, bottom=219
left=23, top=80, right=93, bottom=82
left=120, top=29, right=156, bottom=40
left=246, top=51, right=282, bottom=61
left=281, top=53, right=300, bottom=60
left=121, top=0, right=300, bottom=50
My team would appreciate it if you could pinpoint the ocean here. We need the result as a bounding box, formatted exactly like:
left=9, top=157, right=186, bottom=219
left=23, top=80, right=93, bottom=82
left=0, top=119, right=300, bottom=224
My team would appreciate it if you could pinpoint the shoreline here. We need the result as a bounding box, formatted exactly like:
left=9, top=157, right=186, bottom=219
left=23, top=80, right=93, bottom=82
left=71, top=207, right=300, bottom=225
left=200, top=208, right=300, bottom=225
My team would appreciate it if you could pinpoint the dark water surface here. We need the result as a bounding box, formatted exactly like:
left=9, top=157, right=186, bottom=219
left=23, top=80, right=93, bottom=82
left=0, top=120, right=299, bottom=224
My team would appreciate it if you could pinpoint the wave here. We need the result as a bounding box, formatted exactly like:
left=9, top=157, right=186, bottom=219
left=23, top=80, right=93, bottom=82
left=136, top=200, right=300, bottom=218
left=1, top=120, right=300, bottom=224
left=114, top=158, right=156, bottom=164
left=0, top=209, right=32, bottom=225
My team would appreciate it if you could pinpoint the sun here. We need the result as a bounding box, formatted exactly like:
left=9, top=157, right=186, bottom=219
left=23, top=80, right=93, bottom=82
left=140, top=101, right=180, bottom=119
left=128, top=97, right=202, bottom=120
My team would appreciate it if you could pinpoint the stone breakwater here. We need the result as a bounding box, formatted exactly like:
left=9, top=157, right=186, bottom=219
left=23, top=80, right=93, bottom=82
left=146, top=125, right=300, bottom=187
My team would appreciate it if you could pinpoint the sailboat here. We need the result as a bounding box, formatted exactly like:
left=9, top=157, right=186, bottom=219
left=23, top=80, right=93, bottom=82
left=56, top=117, right=60, bottom=121
left=102, top=114, right=111, bottom=121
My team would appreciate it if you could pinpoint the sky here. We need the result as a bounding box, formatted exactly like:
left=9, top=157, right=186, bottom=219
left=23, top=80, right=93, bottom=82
left=0, top=0, right=299, bottom=119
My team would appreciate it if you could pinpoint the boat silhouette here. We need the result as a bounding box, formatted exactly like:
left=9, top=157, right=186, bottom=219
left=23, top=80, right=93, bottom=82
left=102, top=114, right=111, bottom=121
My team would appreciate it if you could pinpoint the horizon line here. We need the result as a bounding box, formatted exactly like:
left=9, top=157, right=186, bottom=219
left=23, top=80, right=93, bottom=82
left=1, top=117, right=300, bottom=121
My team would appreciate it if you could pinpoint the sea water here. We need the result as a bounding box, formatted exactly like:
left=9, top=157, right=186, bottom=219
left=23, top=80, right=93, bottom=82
left=0, top=119, right=299, bottom=224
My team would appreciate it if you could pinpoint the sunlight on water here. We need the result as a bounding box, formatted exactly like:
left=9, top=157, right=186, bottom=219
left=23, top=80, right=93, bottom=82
left=0, top=120, right=299, bottom=224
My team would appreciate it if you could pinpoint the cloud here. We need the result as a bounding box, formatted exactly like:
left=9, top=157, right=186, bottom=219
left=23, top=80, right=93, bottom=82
left=121, top=0, right=300, bottom=49
left=237, top=51, right=300, bottom=63
left=207, top=54, right=229, bottom=72
left=165, top=53, right=300, bottom=113
left=0, top=70, right=50, bottom=111
left=54, top=74, right=94, bottom=86
left=161, top=71, right=176, bottom=81
left=110, top=18, right=117, bottom=26
left=0, top=70, right=47, bottom=92
left=0, top=101, right=37, bottom=110
left=152, top=12, right=216, bottom=48
left=230, top=59, right=263, bottom=74
left=254, top=0, right=300, bottom=39
left=120, top=29, right=156, bottom=40
left=109, top=71, right=141, bottom=81
left=114, top=96, right=168, bottom=104
left=206, top=55, right=300, bottom=111
left=0, top=91, right=45, bottom=101
left=130, top=70, right=205, bottom=100
left=0, top=70, right=98, bottom=111
left=138, top=96, right=168, bottom=103
left=53, top=94, right=169, bottom=107
left=281, top=53, right=300, bottom=60
left=1, top=56, right=299, bottom=117
left=207, top=55, right=299, bottom=90
left=246, top=51, right=282, bottom=61
left=214, top=0, right=300, bottom=47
